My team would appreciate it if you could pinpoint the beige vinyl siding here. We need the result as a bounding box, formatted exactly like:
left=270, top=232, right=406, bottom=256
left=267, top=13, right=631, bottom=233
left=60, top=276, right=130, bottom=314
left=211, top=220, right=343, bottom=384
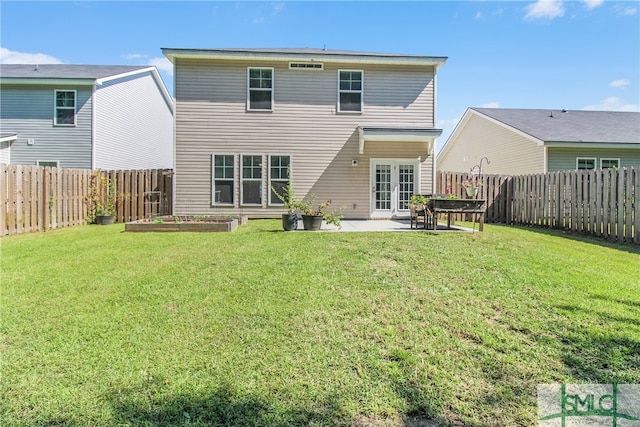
left=174, top=58, right=437, bottom=218
left=438, top=114, right=544, bottom=175
left=94, top=72, right=173, bottom=170
left=547, top=147, right=640, bottom=171
left=1, top=85, right=93, bottom=168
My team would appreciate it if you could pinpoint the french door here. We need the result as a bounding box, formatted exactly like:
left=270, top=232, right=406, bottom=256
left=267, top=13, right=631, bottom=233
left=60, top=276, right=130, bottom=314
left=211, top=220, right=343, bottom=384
left=371, top=159, right=419, bottom=217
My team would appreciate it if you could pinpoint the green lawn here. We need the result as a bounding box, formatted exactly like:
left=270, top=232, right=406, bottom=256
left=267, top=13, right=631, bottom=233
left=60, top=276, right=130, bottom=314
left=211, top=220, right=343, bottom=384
left=1, top=221, right=639, bottom=426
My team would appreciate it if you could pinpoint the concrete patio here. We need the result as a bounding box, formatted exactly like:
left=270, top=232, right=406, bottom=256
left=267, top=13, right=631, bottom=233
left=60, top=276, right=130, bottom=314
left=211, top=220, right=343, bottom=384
left=300, top=219, right=482, bottom=233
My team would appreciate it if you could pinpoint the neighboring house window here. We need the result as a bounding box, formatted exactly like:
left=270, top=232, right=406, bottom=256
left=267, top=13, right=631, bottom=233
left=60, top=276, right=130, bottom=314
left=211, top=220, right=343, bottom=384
left=54, top=90, right=76, bottom=126
left=269, top=155, right=291, bottom=206
left=247, top=68, right=273, bottom=111
left=601, top=158, right=620, bottom=169
left=212, top=154, right=235, bottom=205
left=241, top=154, right=263, bottom=205
left=37, top=161, right=59, bottom=167
left=576, top=158, right=596, bottom=170
left=338, top=70, right=363, bottom=113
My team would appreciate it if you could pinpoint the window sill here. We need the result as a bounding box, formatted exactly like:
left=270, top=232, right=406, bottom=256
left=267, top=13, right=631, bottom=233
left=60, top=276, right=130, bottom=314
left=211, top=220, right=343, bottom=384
left=246, top=108, right=273, bottom=113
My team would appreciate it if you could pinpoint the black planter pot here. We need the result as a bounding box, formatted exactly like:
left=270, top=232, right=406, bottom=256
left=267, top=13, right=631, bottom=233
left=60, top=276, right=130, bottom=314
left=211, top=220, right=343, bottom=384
left=302, top=214, right=323, bottom=231
left=96, top=215, right=116, bottom=225
left=281, top=213, right=298, bottom=231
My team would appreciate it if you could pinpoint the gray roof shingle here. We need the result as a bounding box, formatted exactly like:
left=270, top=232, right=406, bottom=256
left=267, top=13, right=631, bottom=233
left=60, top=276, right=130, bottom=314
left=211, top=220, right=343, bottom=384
left=0, top=64, right=151, bottom=80
left=472, top=108, right=640, bottom=144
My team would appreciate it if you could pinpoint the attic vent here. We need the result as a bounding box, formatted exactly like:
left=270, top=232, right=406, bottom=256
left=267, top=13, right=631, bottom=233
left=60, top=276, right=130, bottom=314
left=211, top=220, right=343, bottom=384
left=289, top=62, right=323, bottom=70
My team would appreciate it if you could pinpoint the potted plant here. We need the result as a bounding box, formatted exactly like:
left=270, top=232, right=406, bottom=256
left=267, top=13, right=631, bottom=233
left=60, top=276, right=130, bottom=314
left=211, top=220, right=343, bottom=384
left=461, top=178, right=482, bottom=198
left=86, top=171, right=123, bottom=225
left=271, top=182, right=304, bottom=231
left=299, top=194, right=343, bottom=231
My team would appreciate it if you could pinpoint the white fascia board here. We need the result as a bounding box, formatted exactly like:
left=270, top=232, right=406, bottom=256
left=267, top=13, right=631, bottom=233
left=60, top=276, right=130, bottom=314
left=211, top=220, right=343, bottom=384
left=94, top=67, right=155, bottom=85
left=163, top=49, right=447, bottom=67
left=357, top=126, right=441, bottom=155
left=0, top=134, right=18, bottom=143
left=95, top=67, right=174, bottom=112
left=470, top=109, right=545, bottom=147
left=544, top=141, right=640, bottom=149
left=436, top=108, right=473, bottom=162
left=0, top=78, right=95, bottom=86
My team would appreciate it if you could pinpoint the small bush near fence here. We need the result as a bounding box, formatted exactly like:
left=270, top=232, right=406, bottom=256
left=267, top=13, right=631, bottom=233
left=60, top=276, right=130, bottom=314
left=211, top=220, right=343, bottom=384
left=1, top=165, right=173, bottom=236
left=437, top=168, right=638, bottom=244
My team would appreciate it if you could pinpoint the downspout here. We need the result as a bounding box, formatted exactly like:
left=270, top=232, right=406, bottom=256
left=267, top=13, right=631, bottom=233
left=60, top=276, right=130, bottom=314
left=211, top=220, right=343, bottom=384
left=543, top=144, right=548, bottom=173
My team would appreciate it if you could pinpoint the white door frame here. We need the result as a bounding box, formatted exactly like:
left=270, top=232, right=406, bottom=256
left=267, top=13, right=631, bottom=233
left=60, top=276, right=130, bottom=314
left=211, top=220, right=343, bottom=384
left=370, top=158, right=420, bottom=218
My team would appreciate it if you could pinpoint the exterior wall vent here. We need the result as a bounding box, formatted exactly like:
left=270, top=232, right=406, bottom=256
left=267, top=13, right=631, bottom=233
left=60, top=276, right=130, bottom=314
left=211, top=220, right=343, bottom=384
left=289, top=62, right=323, bottom=70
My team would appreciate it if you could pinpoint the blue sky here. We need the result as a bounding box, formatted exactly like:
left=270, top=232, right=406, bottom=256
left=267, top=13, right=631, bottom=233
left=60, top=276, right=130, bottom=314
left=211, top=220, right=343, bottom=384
left=1, top=1, right=638, bottom=152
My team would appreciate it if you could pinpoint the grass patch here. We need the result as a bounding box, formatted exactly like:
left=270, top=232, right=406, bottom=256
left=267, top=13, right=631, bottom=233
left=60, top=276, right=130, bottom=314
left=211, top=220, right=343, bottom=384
left=1, top=221, right=639, bottom=426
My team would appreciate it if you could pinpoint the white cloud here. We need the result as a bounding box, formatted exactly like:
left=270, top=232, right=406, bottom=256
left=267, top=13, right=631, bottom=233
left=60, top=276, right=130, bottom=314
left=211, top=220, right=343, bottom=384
left=475, top=11, right=483, bottom=19
left=272, top=2, right=284, bottom=14
left=148, top=57, right=173, bottom=76
left=476, top=102, right=500, bottom=108
left=609, top=79, right=630, bottom=88
left=581, top=0, right=604, bottom=10
left=124, top=53, right=146, bottom=60
left=524, top=0, right=565, bottom=20
left=0, top=47, right=63, bottom=64
left=583, top=97, right=640, bottom=112
left=620, top=6, right=638, bottom=16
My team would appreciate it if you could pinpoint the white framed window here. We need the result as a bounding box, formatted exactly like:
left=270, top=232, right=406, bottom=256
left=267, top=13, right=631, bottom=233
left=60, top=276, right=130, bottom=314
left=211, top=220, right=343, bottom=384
left=269, top=155, right=291, bottom=206
left=37, top=160, right=59, bottom=168
left=247, top=67, right=273, bottom=111
left=212, top=154, right=236, bottom=206
left=289, top=62, right=323, bottom=70
left=576, top=157, right=596, bottom=170
left=601, top=158, right=620, bottom=169
left=54, top=90, right=76, bottom=126
left=338, top=70, right=363, bottom=113
left=241, top=154, right=263, bottom=205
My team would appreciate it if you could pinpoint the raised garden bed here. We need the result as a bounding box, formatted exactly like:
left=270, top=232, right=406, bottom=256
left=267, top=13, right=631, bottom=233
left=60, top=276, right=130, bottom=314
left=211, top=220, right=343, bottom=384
left=125, top=216, right=241, bottom=232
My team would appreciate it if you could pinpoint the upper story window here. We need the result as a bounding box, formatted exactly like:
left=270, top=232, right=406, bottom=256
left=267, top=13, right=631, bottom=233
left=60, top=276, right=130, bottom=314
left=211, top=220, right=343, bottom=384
left=54, top=90, right=76, bottom=126
left=601, top=158, right=620, bottom=169
left=247, top=68, right=273, bottom=111
left=576, top=158, right=596, bottom=170
left=338, top=70, right=363, bottom=113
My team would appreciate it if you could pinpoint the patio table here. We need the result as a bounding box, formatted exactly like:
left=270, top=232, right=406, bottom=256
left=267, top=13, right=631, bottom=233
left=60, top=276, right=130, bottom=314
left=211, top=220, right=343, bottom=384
left=427, top=198, right=487, bottom=231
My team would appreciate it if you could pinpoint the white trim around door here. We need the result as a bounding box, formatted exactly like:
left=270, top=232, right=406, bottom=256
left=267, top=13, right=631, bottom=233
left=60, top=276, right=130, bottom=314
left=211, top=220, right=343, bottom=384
left=370, top=158, right=420, bottom=218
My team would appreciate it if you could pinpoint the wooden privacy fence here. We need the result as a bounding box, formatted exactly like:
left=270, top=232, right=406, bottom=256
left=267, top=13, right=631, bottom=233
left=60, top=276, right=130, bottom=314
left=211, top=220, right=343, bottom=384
left=437, top=168, right=639, bottom=244
left=1, top=165, right=173, bottom=236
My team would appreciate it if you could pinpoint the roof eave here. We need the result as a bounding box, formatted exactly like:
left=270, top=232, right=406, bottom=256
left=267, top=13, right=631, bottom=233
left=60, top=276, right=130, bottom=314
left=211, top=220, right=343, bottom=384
left=162, top=48, right=447, bottom=67
left=544, top=141, right=640, bottom=149
left=0, top=78, right=96, bottom=86
left=357, top=126, right=442, bottom=155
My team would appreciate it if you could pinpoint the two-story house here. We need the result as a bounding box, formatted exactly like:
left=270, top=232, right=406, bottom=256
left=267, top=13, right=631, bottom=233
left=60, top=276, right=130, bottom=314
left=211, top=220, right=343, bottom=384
left=162, top=48, right=446, bottom=219
left=0, top=64, right=174, bottom=169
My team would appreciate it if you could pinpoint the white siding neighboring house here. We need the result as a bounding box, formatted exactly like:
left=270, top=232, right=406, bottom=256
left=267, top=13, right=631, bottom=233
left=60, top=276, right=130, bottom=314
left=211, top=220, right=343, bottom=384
left=0, top=64, right=174, bottom=169
left=163, top=48, right=447, bottom=219
left=438, top=108, right=640, bottom=175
